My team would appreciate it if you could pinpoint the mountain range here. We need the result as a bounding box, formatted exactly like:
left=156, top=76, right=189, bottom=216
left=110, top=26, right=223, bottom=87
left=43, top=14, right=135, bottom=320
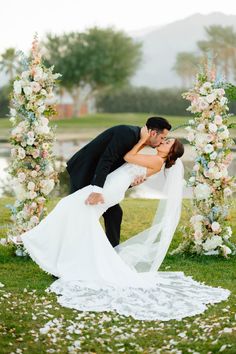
left=1, top=12, right=236, bottom=89
left=131, top=12, right=236, bottom=88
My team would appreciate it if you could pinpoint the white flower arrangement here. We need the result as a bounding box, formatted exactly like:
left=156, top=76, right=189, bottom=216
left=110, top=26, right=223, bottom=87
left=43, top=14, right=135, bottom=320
left=7, top=35, right=66, bottom=255
left=173, top=66, right=236, bottom=257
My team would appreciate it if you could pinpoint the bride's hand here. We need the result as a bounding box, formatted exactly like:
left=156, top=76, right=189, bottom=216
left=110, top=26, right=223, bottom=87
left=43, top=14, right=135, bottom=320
left=140, top=126, right=151, bottom=143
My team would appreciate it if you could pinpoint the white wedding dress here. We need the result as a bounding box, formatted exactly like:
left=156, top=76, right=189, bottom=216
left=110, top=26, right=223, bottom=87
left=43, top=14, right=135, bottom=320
left=21, top=162, right=230, bottom=321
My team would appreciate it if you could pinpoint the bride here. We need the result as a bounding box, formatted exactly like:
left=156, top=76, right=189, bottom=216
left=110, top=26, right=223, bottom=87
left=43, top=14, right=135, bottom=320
left=18, top=128, right=230, bottom=321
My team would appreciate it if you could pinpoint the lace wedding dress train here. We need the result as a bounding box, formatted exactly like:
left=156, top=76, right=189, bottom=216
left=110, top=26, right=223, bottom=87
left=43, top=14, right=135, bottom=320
left=21, top=163, right=230, bottom=321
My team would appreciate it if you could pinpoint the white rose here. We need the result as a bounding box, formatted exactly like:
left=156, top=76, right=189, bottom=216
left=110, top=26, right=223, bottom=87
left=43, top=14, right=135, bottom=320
left=31, top=81, right=41, bottom=93
left=206, top=93, right=216, bottom=103
left=211, top=221, right=221, bottom=232
left=40, top=179, right=55, bottom=195
left=190, top=214, right=204, bottom=224
left=208, top=123, right=217, bottom=133
left=210, top=151, right=217, bottom=160
left=208, top=161, right=215, bottom=168
left=18, top=172, right=26, bottom=182
left=37, top=105, right=46, bottom=114
left=215, top=88, right=225, bottom=96
left=11, top=126, right=23, bottom=136
left=219, top=126, right=229, bottom=139
left=203, top=235, right=223, bottom=251
left=199, top=82, right=211, bottom=95
left=208, top=166, right=217, bottom=177
left=18, top=147, right=26, bottom=159
left=204, top=169, right=210, bottom=178
left=21, top=70, right=30, bottom=79
left=27, top=181, right=35, bottom=191
left=224, top=188, right=232, bottom=197
left=221, top=167, right=228, bottom=178
left=204, top=144, right=214, bottom=154
left=194, top=183, right=211, bottom=200
left=197, top=123, right=205, bottom=132
left=219, top=97, right=227, bottom=106
left=30, top=215, right=39, bottom=224
left=35, top=125, right=50, bottom=135
left=31, top=170, right=38, bottom=178
left=42, top=143, right=49, bottom=149
left=32, top=149, right=40, bottom=158
left=27, top=131, right=34, bottom=138
left=195, top=133, right=208, bottom=148
left=194, top=230, right=203, bottom=240
left=198, top=98, right=209, bottom=110
left=13, top=184, right=27, bottom=201
left=44, top=164, right=54, bottom=176
left=215, top=171, right=222, bottom=179
left=9, top=116, right=16, bottom=124
left=34, top=67, right=43, bottom=81
left=189, top=176, right=195, bottom=183
left=225, top=226, right=232, bottom=238
left=11, top=148, right=17, bottom=157
left=10, top=108, right=17, bottom=117
left=40, top=117, right=49, bottom=126
left=14, top=80, right=22, bottom=94
left=23, top=86, right=32, bottom=96
left=187, top=132, right=195, bottom=143
left=214, top=115, right=223, bottom=125
left=27, top=137, right=35, bottom=146
left=221, top=245, right=232, bottom=257
left=28, top=190, right=37, bottom=199
left=202, top=82, right=212, bottom=89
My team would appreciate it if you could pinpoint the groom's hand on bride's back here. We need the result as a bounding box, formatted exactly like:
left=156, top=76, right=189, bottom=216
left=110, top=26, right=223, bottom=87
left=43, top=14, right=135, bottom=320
left=85, top=193, right=105, bottom=205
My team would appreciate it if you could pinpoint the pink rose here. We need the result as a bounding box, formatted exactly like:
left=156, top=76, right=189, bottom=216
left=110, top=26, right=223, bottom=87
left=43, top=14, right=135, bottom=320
left=42, top=150, right=49, bottom=158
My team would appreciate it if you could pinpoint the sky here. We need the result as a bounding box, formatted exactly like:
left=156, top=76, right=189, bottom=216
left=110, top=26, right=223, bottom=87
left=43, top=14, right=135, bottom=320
left=1, top=0, right=236, bottom=53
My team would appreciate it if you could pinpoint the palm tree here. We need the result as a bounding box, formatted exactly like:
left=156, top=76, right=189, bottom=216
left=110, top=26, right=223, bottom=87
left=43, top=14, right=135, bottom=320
left=197, top=25, right=236, bottom=81
left=173, top=52, right=199, bottom=87
left=0, top=48, right=19, bottom=82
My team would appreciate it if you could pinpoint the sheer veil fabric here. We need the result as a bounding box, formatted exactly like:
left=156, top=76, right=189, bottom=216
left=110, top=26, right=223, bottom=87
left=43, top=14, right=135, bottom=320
left=21, top=159, right=230, bottom=321
left=115, top=158, right=184, bottom=272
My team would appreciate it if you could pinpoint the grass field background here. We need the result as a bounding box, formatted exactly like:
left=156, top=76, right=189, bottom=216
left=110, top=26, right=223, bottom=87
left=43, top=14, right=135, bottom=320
left=0, top=197, right=236, bottom=353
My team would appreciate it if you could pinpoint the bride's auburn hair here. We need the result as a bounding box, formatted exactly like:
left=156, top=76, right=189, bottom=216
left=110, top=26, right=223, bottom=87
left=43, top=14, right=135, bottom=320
left=165, top=139, right=184, bottom=169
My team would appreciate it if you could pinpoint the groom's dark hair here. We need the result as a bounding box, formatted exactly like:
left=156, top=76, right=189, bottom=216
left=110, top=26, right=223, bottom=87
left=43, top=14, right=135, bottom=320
left=146, top=116, right=172, bottom=132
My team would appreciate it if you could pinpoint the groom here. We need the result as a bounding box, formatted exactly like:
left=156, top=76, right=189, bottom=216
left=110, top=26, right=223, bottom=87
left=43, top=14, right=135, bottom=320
left=66, top=116, right=172, bottom=247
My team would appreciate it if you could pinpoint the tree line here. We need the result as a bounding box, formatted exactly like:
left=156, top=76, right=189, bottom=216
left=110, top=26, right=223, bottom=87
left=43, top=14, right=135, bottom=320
left=0, top=27, right=141, bottom=117
left=1, top=25, right=236, bottom=117
left=173, top=25, right=236, bottom=87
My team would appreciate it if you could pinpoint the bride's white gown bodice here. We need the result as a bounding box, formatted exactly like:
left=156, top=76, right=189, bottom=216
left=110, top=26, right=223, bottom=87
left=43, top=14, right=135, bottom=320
left=21, top=163, right=230, bottom=321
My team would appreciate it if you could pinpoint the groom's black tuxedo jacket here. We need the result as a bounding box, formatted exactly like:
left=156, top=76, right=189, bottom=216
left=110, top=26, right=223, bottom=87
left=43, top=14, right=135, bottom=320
left=66, top=125, right=141, bottom=192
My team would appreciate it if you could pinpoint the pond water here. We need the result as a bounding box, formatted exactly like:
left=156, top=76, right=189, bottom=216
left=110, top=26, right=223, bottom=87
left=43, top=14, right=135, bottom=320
left=0, top=140, right=235, bottom=199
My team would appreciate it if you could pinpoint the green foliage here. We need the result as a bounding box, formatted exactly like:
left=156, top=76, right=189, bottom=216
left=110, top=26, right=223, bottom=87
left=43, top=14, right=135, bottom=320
left=43, top=28, right=142, bottom=116
left=224, top=82, right=236, bottom=102
left=172, top=52, right=199, bottom=87
left=97, top=86, right=190, bottom=115
left=0, top=47, right=21, bottom=82
left=0, top=85, right=11, bottom=118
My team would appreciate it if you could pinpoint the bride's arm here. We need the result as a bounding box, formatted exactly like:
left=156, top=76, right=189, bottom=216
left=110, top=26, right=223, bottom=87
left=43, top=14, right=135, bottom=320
left=124, top=136, right=163, bottom=174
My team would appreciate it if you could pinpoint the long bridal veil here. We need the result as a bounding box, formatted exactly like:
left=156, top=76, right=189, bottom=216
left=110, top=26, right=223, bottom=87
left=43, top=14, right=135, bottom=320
left=115, top=158, right=184, bottom=273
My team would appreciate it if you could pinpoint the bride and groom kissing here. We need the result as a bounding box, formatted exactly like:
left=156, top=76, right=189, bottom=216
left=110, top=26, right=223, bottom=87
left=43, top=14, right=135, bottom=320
left=19, top=116, right=230, bottom=321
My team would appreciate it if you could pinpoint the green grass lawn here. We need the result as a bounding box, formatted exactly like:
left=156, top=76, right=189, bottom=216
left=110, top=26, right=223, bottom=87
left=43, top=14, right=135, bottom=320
left=1, top=113, right=235, bottom=141
left=0, top=197, right=236, bottom=353
left=0, top=114, right=191, bottom=141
